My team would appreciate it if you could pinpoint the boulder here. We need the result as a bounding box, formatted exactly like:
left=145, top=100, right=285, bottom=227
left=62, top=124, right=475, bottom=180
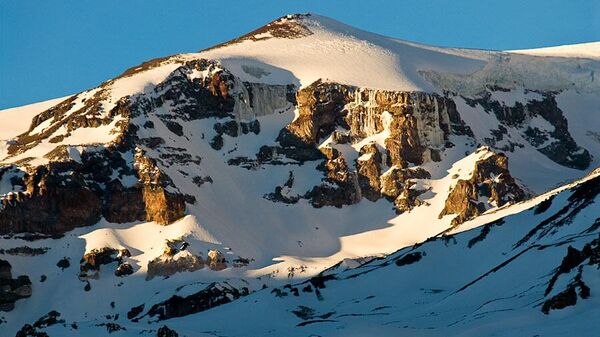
left=0, top=259, right=32, bottom=311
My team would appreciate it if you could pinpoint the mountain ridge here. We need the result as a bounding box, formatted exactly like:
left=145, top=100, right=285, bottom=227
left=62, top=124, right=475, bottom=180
left=0, top=13, right=599, bottom=337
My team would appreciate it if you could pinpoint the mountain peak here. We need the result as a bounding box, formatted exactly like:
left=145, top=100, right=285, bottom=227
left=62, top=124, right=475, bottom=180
left=204, top=13, right=314, bottom=52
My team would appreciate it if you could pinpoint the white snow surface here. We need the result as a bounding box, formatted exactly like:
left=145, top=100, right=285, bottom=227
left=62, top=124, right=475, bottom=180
left=194, top=14, right=599, bottom=95
left=509, top=41, right=600, bottom=59
left=0, top=96, right=70, bottom=140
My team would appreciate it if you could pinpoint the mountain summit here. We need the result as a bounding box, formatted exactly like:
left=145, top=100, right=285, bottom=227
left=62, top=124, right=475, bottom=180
left=1, top=14, right=599, bottom=337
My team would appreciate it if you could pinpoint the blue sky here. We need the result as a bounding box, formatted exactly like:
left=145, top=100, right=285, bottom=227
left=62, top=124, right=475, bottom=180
left=1, top=0, right=599, bottom=109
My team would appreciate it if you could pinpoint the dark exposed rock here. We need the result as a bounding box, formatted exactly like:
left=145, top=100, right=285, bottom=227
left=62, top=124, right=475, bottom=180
left=527, top=94, right=591, bottom=170
left=282, top=80, right=351, bottom=146
left=6, top=90, right=112, bottom=159
left=439, top=148, right=525, bottom=226
left=467, top=219, right=505, bottom=248
left=283, top=81, right=471, bottom=156
left=380, top=166, right=431, bottom=213
left=144, top=60, right=235, bottom=121
left=139, top=137, right=165, bottom=149
left=0, top=259, right=32, bottom=311
left=395, top=252, right=423, bottom=266
left=308, top=273, right=337, bottom=289
left=542, top=285, right=578, bottom=314
left=15, top=324, right=49, bottom=337
left=14, top=311, right=63, bottom=337
left=232, top=256, right=254, bottom=268
left=143, top=283, right=248, bottom=321
left=545, top=235, right=600, bottom=297
left=165, top=121, right=184, bottom=137
left=96, top=322, right=126, bottom=333
left=542, top=267, right=590, bottom=314
left=515, top=176, right=600, bottom=248
left=192, top=175, right=213, bottom=188
left=214, top=120, right=238, bottom=137
left=534, top=196, right=555, bottom=214
left=103, top=180, right=146, bottom=223
left=210, top=135, right=224, bottom=150
left=283, top=81, right=470, bottom=166
left=306, top=147, right=360, bottom=208
left=127, top=304, right=145, bottom=320
left=56, top=257, right=70, bottom=270
left=133, top=150, right=187, bottom=225
left=463, top=91, right=591, bottom=170
left=0, top=163, right=102, bottom=235
left=229, top=143, right=324, bottom=169
left=240, top=120, right=261, bottom=135
left=79, top=247, right=131, bottom=279
left=264, top=171, right=301, bottom=204
left=356, top=143, right=382, bottom=201
left=380, top=167, right=430, bottom=200
left=157, top=325, right=179, bottom=337
left=0, top=147, right=186, bottom=235
left=33, top=310, right=64, bottom=328
left=0, top=246, right=48, bottom=256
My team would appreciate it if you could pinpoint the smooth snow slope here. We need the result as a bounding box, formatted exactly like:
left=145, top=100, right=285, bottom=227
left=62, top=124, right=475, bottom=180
left=509, top=41, right=600, bottom=59
left=38, top=169, right=600, bottom=337
left=196, top=14, right=487, bottom=92
left=0, top=96, right=70, bottom=140
left=196, top=14, right=600, bottom=95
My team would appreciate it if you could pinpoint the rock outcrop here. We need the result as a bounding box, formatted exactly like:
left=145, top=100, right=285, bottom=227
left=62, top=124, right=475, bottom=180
left=0, top=147, right=187, bottom=235
left=439, top=148, right=526, bottom=226
left=0, top=259, right=32, bottom=311
left=356, top=143, right=383, bottom=201
left=463, top=90, right=591, bottom=170
left=276, top=80, right=471, bottom=209
left=147, top=239, right=205, bottom=280
left=79, top=247, right=132, bottom=279
left=157, top=325, right=179, bottom=337
left=206, top=250, right=227, bottom=271
left=281, top=80, right=472, bottom=164
left=306, top=147, right=360, bottom=208
left=141, top=283, right=248, bottom=321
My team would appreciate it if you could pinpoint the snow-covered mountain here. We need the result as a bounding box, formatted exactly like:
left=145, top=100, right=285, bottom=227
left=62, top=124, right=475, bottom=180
left=1, top=13, right=599, bottom=337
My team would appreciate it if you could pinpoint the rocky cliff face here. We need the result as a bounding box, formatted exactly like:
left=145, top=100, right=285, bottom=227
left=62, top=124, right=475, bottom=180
left=282, top=80, right=472, bottom=163
left=0, top=59, right=295, bottom=235
left=439, top=148, right=526, bottom=226
left=2, top=67, right=568, bottom=235
left=462, top=89, right=592, bottom=170
left=0, top=147, right=187, bottom=235
left=307, top=147, right=361, bottom=208
left=277, top=80, right=472, bottom=211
